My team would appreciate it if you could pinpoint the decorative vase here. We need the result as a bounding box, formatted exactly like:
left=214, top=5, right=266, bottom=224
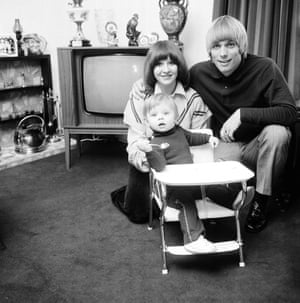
left=73, top=0, right=83, bottom=7
left=159, top=0, right=188, bottom=47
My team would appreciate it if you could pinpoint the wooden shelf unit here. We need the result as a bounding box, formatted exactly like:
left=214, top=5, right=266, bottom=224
left=0, top=55, right=52, bottom=124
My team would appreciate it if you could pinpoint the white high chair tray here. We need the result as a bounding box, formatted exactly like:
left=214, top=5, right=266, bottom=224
left=152, top=161, right=254, bottom=186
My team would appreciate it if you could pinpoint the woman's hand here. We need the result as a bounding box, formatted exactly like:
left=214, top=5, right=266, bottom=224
left=130, top=78, right=146, bottom=100
left=136, top=139, right=152, bottom=153
left=128, top=149, right=149, bottom=172
left=128, top=138, right=151, bottom=172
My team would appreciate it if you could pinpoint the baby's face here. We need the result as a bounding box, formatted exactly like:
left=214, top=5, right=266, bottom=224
left=146, top=103, right=176, bottom=132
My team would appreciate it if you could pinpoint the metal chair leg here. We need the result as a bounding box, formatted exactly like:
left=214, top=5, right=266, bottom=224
left=148, top=173, right=154, bottom=230
left=159, top=184, right=169, bottom=274
left=160, top=215, right=168, bottom=274
left=235, top=211, right=245, bottom=267
left=236, top=181, right=247, bottom=267
left=148, top=196, right=154, bottom=230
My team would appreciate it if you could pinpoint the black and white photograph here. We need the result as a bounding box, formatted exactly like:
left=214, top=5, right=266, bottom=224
left=0, top=0, right=299, bottom=302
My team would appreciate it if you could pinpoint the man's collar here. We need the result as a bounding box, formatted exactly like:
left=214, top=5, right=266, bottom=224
left=209, top=55, right=247, bottom=81
left=209, top=61, right=224, bottom=79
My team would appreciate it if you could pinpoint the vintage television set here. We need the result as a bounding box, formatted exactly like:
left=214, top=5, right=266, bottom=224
left=57, top=47, right=148, bottom=169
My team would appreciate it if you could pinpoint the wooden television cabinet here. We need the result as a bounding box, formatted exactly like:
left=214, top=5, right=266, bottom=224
left=57, top=47, right=148, bottom=169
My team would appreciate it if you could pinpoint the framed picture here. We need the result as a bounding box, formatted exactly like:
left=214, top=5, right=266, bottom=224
left=0, top=35, right=17, bottom=57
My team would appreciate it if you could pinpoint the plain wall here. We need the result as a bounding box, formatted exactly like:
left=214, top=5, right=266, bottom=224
left=0, top=0, right=213, bottom=99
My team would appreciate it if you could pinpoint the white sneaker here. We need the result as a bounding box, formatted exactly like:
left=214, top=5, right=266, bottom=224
left=184, top=235, right=216, bottom=254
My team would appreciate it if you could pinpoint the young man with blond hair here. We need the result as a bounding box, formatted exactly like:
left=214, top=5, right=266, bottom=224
left=190, top=15, right=297, bottom=232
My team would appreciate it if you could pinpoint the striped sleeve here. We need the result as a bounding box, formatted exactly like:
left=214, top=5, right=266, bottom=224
left=177, top=89, right=212, bottom=129
left=124, top=95, right=143, bottom=125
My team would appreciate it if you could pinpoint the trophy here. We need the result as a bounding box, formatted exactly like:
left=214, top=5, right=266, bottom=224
left=68, top=0, right=91, bottom=47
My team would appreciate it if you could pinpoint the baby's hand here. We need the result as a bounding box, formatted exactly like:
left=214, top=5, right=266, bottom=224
left=136, top=139, right=152, bottom=153
left=209, top=136, right=219, bottom=148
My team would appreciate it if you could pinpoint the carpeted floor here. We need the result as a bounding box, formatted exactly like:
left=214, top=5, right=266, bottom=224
left=0, top=139, right=299, bottom=303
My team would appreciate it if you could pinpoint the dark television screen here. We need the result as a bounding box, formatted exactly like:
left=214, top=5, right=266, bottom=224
left=83, top=54, right=146, bottom=115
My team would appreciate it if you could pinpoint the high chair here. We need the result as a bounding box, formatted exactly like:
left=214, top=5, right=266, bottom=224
left=148, top=130, right=255, bottom=274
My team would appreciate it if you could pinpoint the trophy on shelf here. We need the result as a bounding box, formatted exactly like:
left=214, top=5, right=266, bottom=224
left=67, top=0, right=91, bottom=47
left=126, top=13, right=141, bottom=46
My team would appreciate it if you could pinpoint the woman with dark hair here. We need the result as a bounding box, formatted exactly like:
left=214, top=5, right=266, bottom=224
left=143, top=40, right=190, bottom=92
left=120, top=40, right=211, bottom=223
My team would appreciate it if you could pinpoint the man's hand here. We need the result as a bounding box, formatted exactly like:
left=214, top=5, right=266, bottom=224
left=220, top=109, right=241, bottom=142
left=130, top=78, right=146, bottom=100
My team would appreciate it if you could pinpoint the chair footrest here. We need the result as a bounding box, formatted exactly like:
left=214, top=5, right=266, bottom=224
left=215, top=240, right=240, bottom=252
left=163, top=200, right=235, bottom=222
left=166, top=241, right=240, bottom=255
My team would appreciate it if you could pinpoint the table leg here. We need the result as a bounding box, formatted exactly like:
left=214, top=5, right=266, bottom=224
left=64, top=129, right=71, bottom=170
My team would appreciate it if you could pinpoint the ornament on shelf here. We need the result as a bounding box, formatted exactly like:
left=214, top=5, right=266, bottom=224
left=22, top=34, right=47, bottom=56
left=138, top=32, right=160, bottom=47
left=159, top=0, right=188, bottom=48
left=105, top=21, right=118, bottom=47
left=13, top=18, right=23, bottom=56
left=126, top=13, right=141, bottom=46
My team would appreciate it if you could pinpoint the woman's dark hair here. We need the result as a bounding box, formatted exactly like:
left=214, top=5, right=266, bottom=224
left=143, top=40, right=190, bottom=94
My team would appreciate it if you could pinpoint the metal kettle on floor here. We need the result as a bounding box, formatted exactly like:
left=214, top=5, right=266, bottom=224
left=14, top=115, right=48, bottom=154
